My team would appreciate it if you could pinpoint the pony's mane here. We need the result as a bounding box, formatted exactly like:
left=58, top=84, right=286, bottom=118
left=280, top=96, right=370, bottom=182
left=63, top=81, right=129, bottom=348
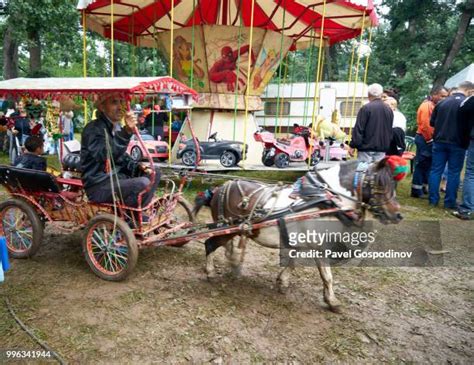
left=372, top=161, right=395, bottom=194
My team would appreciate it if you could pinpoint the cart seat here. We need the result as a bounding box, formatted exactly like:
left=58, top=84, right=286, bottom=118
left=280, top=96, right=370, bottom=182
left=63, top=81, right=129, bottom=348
left=0, top=165, right=60, bottom=193
left=60, top=190, right=80, bottom=201
left=62, top=153, right=82, bottom=172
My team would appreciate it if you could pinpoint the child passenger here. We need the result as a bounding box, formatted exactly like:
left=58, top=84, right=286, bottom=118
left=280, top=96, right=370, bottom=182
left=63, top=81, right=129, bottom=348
left=13, top=135, right=47, bottom=171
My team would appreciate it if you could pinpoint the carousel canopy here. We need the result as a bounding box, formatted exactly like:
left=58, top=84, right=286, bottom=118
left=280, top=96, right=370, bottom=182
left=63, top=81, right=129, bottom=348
left=0, top=77, right=198, bottom=100
left=77, top=0, right=378, bottom=46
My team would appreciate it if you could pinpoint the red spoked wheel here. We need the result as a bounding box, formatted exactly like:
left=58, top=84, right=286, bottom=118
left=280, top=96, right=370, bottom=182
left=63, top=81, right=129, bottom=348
left=0, top=198, right=43, bottom=258
left=83, top=213, right=138, bottom=281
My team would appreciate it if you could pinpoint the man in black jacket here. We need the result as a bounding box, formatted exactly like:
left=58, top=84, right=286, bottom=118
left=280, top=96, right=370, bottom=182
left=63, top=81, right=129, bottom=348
left=349, top=83, right=393, bottom=162
left=453, top=93, right=474, bottom=219
left=81, top=94, right=160, bottom=208
left=428, top=81, right=474, bottom=209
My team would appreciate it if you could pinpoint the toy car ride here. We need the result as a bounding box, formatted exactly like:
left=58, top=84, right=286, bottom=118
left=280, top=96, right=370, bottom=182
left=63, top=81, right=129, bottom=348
left=126, top=129, right=169, bottom=162
left=177, top=132, right=247, bottom=168
left=254, top=124, right=320, bottom=168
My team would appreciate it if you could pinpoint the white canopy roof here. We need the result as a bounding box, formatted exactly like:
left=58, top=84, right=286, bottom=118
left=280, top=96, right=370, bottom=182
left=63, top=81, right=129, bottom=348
left=445, top=64, right=474, bottom=88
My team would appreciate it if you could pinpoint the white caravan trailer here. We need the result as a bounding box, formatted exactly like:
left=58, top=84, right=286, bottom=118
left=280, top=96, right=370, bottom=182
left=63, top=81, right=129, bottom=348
left=255, top=81, right=368, bottom=133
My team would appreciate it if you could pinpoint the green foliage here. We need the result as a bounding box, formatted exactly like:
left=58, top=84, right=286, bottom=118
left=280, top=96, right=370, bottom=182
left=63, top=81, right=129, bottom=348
left=367, top=0, right=473, bottom=132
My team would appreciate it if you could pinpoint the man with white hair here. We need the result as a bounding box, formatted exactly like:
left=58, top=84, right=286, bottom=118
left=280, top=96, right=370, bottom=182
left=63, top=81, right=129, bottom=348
left=349, top=83, right=394, bottom=162
left=385, top=97, right=406, bottom=131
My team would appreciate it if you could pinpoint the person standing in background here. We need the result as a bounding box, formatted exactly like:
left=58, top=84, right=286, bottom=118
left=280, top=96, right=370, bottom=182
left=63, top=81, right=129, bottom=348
left=385, top=97, right=407, bottom=131
left=428, top=81, right=474, bottom=209
left=411, top=86, right=449, bottom=198
left=453, top=93, right=474, bottom=220
left=349, top=83, right=394, bottom=162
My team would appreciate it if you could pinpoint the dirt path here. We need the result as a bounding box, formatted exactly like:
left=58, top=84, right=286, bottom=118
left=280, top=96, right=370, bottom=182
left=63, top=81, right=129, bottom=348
left=1, top=218, right=473, bottom=363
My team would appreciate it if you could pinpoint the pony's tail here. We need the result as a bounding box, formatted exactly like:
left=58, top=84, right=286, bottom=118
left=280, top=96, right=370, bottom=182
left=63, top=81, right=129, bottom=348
left=193, top=188, right=215, bottom=215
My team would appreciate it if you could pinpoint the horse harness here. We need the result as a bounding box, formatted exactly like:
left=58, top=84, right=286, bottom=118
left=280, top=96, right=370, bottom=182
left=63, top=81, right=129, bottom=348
left=351, top=162, right=397, bottom=218
left=216, top=180, right=285, bottom=225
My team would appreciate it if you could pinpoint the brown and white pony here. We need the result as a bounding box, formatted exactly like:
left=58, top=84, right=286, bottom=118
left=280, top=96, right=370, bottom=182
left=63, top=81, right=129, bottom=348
left=194, top=158, right=403, bottom=312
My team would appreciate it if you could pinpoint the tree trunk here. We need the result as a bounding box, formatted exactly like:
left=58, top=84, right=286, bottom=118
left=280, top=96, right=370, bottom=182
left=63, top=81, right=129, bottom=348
left=3, top=27, right=19, bottom=80
left=28, top=29, right=42, bottom=75
left=432, top=0, right=474, bottom=90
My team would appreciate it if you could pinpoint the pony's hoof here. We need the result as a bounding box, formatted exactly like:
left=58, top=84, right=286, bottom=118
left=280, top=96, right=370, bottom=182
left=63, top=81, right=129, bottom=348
left=324, top=297, right=342, bottom=313
left=277, top=281, right=290, bottom=294
left=328, top=303, right=342, bottom=314
left=231, top=266, right=242, bottom=278
left=206, top=272, right=217, bottom=282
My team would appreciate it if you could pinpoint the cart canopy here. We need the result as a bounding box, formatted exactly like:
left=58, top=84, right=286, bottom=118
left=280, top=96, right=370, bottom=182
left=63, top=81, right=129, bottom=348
left=0, top=76, right=198, bottom=102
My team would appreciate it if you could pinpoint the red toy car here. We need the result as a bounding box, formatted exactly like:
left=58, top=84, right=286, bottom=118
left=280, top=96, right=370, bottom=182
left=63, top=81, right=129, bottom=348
left=126, top=130, right=169, bottom=162
left=254, top=124, right=320, bottom=168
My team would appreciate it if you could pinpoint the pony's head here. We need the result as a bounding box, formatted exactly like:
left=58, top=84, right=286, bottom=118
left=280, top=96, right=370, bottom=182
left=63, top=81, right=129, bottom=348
left=360, top=155, right=408, bottom=224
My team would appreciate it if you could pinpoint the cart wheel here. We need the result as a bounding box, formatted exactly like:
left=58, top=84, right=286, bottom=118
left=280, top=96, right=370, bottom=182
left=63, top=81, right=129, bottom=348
left=182, top=150, right=197, bottom=166
left=130, top=146, right=143, bottom=162
left=274, top=153, right=290, bottom=168
left=220, top=151, right=237, bottom=167
left=173, top=197, right=195, bottom=223
left=83, top=214, right=138, bottom=281
left=0, top=199, right=44, bottom=259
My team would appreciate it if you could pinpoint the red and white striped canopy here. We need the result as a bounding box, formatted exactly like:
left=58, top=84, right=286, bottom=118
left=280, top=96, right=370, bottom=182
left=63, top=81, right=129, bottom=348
left=78, top=0, right=378, bottom=46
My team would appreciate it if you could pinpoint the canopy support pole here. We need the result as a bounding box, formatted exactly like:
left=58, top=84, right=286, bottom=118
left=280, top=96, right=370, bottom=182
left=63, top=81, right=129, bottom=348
left=82, top=9, right=88, bottom=125
left=110, top=0, right=114, bottom=77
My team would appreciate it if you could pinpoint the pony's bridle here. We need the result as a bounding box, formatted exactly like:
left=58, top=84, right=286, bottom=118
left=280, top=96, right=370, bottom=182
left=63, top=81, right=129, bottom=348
left=353, top=163, right=396, bottom=219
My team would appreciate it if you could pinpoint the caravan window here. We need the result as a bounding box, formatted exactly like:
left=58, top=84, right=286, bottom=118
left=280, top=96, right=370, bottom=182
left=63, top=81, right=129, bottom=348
left=264, top=101, right=290, bottom=116
left=339, top=101, right=362, bottom=117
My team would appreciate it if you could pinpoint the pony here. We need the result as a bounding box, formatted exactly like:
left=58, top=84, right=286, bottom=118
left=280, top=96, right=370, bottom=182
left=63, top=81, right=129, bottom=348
left=194, top=156, right=408, bottom=312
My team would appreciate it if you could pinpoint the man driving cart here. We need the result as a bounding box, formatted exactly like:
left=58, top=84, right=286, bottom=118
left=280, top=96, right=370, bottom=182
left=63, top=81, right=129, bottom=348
left=81, top=93, right=160, bottom=209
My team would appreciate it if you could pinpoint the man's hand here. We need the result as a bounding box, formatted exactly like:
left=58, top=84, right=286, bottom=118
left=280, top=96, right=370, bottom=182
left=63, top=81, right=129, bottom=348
left=139, top=163, right=153, bottom=175
left=124, top=111, right=138, bottom=133
left=348, top=147, right=355, bottom=157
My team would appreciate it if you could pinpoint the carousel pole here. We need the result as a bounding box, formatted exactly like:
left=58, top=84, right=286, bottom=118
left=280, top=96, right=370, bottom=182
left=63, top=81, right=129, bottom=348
left=308, top=0, right=327, bottom=167
left=343, top=42, right=357, bottom=127
left=348, top=10, right=367, bottom=138
left=168, top=0, right=175, bottom=165
left=360, top=25, right=374, bottom=106
left=242, top=0, right=256, bottom=168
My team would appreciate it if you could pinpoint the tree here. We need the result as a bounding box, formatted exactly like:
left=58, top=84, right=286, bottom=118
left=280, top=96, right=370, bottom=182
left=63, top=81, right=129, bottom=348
left=2, top=25, right=18, bottom=79
left=2, top=0, right=80, bottom=76
left=364, top=0, right=474, bottom=131
left=432, top=0, right=474, bottom=89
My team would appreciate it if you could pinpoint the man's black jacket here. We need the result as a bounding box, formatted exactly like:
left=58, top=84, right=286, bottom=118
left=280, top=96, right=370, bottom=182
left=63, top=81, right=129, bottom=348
left=459, top=96, right=474, bottom=149
left=386, top=127, right=406, bottom=156
left=430, top=92, right=466, bottom=146
left=349, top=99, right=393, bottom=152
left=80, top=112, right=140, bottom=190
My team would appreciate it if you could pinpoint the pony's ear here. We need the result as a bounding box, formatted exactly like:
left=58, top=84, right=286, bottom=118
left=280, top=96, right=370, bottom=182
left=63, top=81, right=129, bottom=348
left=375, top=156, right=389, bottom=170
